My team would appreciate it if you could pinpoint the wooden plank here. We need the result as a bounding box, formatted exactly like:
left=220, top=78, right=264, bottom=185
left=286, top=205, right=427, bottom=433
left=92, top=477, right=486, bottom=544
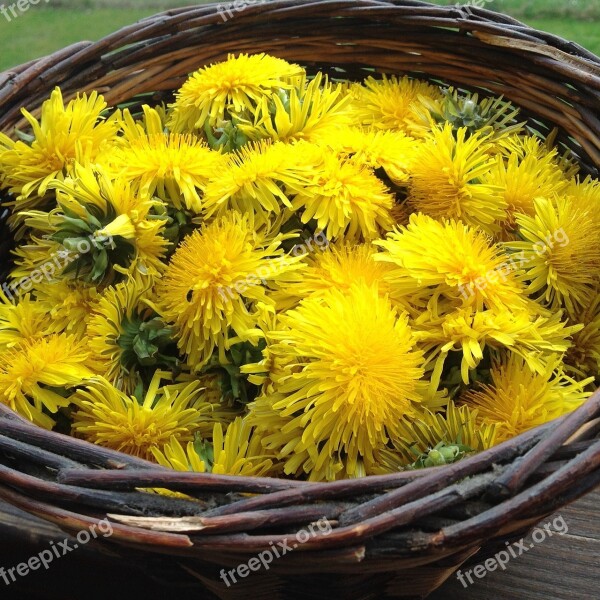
left=430, top=488, right=600, bottom=600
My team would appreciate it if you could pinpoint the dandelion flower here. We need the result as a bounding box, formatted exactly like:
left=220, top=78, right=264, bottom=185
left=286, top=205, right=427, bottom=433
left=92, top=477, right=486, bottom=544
left=101, top=107, right=225, bottom=213
left=482, top=135, right=569, bottom=225
left=86, top=280, right=178, bottom=393
left=315, top=126, right=417, bottom=185
left=408, top=125, right=506, bottom=234
left=246, top=283, right=424, bottom=481
left=32, top=280, right=99, bottom=339
left=461, top=353, right=592, bottom=443
left=564, top=293, right=600, bottom=377
left=47, top=165, right=169, bottom=284
left=505, top=196, right=600, bottom=315
left=567, top=175, right=600, bottom=212
left=351, top=75, right=443, bottom=133
left=0, top=334, right=94, bottom=428
left=211, top=419, right=280, bottom=477
left=238, top=72, right=353, bottom=143
left=407, top=88, right=523, bottom=141
left=71, top=373, right=217, bottom=460
left=414, top=305, right=579, bottom=390
left=202, top=140, right=315, bottom=227
left=168, top=53, right=304, bottom=131
left=291, top=153, right=395, bottom=241
left=0, top=292, right=50, bottom=349
left=368, top=401, right=497, bottom=474
left=0, top=88, right=119, bottom=210
left=272, top=243, right=417, bottom=313
left=152, top=418, right=277, bottom=477
left=153, top=435, right=209, bottom=473
left=374, top=214, right=525, bottom=311
left=156, top=213, right=303, bottom=369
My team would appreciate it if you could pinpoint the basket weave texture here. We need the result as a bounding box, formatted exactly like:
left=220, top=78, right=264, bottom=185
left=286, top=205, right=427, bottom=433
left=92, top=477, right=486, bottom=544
left=1, top=2, right=600, bottom=599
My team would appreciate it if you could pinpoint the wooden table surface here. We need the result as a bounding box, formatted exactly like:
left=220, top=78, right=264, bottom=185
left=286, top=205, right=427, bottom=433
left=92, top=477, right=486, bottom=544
left=0, top=489, right=598, bottom=599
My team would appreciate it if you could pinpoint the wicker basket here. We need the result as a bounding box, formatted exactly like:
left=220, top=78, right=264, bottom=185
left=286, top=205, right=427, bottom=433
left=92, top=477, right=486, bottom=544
left=1, top=1, right=600, bottom=598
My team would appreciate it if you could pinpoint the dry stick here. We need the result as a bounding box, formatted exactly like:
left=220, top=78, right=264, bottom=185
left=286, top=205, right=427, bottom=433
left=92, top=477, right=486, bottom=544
left=0, top=434, right=83, bottom=471
left=0, top=484, right=194, bottom=549
left=109, top=503, right=346, bottom=534
left=0, top=41, right=92, bottom=107
left=0, top=404, right=31, bottom=424
left=58, top=469, right=314, bottom=494
left=490, top=389, right=600, bottom=497
left=184, top=469, right=502, bottom=553
left=0, top=417, right=159, bottom=470
left=0, top=463, right=208, bottom=517
left=433, top=437, right=600, bottom=548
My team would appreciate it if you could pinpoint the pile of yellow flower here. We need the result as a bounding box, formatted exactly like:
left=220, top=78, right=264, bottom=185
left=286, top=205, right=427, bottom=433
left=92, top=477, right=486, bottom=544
left=0, top=53, right=598, bottom=482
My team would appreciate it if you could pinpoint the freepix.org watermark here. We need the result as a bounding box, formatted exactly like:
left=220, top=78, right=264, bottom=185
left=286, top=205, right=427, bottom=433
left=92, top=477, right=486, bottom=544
left=1, top=0, right=50, bottom=23
left=1, top=232, right=113, bottom=304
left=218, top=230, right=329, bottom=303
left=216, top=0, right=268, bottom=23
left=456, top=514, right=568, bottom=588
left=219, top=517, right=332, bottom=587
left=0, top=519, right=113, bottom=586
left=458, top=227, right=569, bottom=300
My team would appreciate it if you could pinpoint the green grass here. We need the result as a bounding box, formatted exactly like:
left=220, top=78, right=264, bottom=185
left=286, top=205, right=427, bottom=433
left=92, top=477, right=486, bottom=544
left=434, top=0, right=600, bottom=20
left=0, top=1, right=598, bottom=71
left=0, top=2, right=210, bottom=70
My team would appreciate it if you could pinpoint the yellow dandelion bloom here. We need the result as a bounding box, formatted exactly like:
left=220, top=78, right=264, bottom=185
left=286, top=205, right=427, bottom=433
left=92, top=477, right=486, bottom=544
left=565, top=293, right=600, bottom=377
left=505, top=196, right=600, bottom=315
left=202, top=140, right=315, bottom=227
left=86, top=280, right=177, bottom=394
left=0, top=292, right=50, bottom=349
left=0, top=87, right=119, bottom=203
left=408, top=125, right=506, bottom=234
left=153, top=435, right=209, bottom=473
left=350, top=75, right=443, bottom=133
left=414, top=304, right=579, bottom=391
left=272, top=243, right=419, bottom=313
left=71, top=373, right=217, bottom=460
left=152, top=418, right=277, bottom=477
left=291, top=153, right=395, bottom=241
left=238, top=72, right=353, bottom=143
left=156, top=213, right=303, bottom=369
left=114, top=103, right=169, bottom=139
left=374, top=214, right=525, bottom=311
left=48, top=165, right=169, bottom=283
left=32, top=280, right=99, bottom=339
left=315, top=126, right=417, bottom=185
left=482, top=134, right=569, bottom=224
left=168, top=53, right=304, bottom=131
left=212, top=418, right=278, bottom=476
left=368, top=401, right=498, bottom=474
left=461, top=353, right=592, bottom=443
left=100, top=107, right=225, bottom=213
left=0, top=334, right=94, bottom=428
left=567, top=175, right=600, bottom=210
left=246, top=283, right=424, bottom=481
